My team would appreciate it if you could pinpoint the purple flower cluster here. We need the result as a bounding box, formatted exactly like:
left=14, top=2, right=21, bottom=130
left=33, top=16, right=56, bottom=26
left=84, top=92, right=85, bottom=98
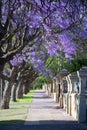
left=59, top=32, right=77, bottom=57
left=10, top=54, right=27, bottom=66
left=4, top=0, right=87, bottom=77
left=45, top=42, right=59, bottom=57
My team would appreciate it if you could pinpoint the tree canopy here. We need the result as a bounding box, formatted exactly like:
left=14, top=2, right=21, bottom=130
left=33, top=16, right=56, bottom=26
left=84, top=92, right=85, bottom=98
left=0, top=0, right=87, bottom=79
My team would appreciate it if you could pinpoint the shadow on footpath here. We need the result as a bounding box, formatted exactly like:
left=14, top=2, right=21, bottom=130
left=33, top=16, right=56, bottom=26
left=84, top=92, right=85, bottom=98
left=32, top=96, right=50, bottom=99
left=0, top=120, right=87, bottom=130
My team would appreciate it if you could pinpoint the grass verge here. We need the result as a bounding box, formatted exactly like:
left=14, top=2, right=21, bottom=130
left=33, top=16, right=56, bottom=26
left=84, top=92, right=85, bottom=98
left=10, top=90, right=34, bottom=104
left=0, top=90, right=34, bottom=126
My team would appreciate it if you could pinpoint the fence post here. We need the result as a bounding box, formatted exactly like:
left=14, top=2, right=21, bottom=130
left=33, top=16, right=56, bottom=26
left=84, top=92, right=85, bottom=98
left=77, top=67, right=87, bottom=122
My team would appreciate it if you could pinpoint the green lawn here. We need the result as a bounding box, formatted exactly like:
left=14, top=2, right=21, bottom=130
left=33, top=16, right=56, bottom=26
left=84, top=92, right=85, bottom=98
left=10, top=90, right=34, bottom=104
left=0, top=90, right=34, bottom=126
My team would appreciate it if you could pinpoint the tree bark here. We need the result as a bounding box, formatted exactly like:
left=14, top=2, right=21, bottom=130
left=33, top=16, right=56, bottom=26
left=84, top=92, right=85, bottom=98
left=16, top=80, right=23, bottom=99
left=0, top=81, right=12, bottom=109
left=23, top=85, right=30, bottom=94
left=0, top=67, right=18, bottom=109
left=11, top=83, right=17, bottom=102
left=0, top=78, right=3, bottom=107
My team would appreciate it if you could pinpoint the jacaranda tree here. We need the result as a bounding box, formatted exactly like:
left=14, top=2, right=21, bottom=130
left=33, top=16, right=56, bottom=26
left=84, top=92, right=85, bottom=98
left=0, top=0, right=87, bottom=109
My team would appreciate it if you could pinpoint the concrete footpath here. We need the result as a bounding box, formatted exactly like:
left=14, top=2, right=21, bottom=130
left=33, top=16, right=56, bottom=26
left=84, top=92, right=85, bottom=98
left=0, top=90, right=87, bottom=130
left=24, top=90, right=87, bottom=130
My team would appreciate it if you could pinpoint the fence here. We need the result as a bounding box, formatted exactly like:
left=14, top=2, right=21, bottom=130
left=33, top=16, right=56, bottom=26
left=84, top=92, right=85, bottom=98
left=43, top=67, right=87, bottom=123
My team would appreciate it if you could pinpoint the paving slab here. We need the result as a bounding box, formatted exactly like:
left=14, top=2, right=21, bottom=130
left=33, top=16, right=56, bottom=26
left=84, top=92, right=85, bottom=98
left=24, top=90, right=87, bottom=130
left=0, top=89, right=87, bottom=130
left=25, top=90, right=75, bottom=125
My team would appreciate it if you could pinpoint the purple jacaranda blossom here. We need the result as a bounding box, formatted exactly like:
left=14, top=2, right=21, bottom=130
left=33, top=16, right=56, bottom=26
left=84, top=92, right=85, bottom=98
left=10, top=54, right=27, bottom=66
left=6, top=0, right=87, bottom=79
left=45, top=42, right=59, bottom=57
left=58, top=32, right=77, bottom=58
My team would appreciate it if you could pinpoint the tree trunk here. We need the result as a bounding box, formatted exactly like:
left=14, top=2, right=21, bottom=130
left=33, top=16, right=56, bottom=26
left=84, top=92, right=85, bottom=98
left=0, top=78, right=3, bottom=107
left=11, top=83, right=17, bottom=102
left=0, top=64, right=4, bottom=107
left=0, top=81, right=12, bottom=109
left=0, top=67, right=18, bottom=109
left=23, top=85, right=30, bottom=94
left=16, top=80, right=23, bottom=99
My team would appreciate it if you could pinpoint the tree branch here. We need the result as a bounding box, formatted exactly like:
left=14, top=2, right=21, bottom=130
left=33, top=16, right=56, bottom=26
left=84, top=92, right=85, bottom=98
left=0, top=73, right=10, bottom=81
